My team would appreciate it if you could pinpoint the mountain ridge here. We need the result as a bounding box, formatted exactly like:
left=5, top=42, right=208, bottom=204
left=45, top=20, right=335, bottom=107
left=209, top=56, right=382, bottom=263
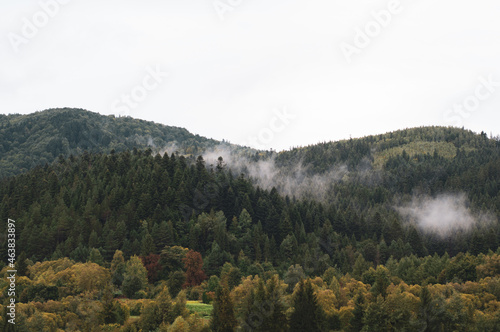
left=1, top=108, right=498, bottom=179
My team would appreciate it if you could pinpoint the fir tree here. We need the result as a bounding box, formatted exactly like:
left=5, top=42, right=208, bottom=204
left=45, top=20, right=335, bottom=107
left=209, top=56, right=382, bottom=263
left=289, top=279, right=323, bottom=332
left=210, top=284, right=237, bottom=332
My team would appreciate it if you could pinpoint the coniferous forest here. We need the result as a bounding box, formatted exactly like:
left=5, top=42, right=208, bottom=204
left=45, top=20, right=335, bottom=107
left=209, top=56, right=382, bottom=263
left=1, top=109, right=500, bottom=331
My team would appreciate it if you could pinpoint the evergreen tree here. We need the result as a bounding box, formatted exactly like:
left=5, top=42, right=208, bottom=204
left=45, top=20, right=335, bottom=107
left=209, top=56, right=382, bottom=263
left=122, top=255, right=148, bottom=298
left=289, top=279, right=323, bottom=332
left=240, top=277, right=287, bottom=331
left=111, top=250, right=126, bottom=287
left=141, top=232, right=156, bottom=256
left=16, top=251, right=28, bottom=277
left=371, top=265, right=391, bottom=298
left=88, top=248, right=105, bottom=266
left=210, top=284, right=237, bottom=332
left=349, top=292, right=365, bottom=332
left=362, top=295, right=389, bottom=331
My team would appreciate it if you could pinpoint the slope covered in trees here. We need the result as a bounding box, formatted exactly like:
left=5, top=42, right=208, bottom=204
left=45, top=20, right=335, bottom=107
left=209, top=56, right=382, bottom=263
left=0, top=108, right=237, bottom=178
left=1, top=140, right=499, bottom=266
left=2, top=246, right=500, bottom=330
left=1, top=110, right=500, bottom=330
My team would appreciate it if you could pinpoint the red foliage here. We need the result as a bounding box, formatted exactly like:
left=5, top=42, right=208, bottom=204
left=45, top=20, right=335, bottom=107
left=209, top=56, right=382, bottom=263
left=183, top=250, right=207, bottom=287
left=141, top=254, right=162, bottom=283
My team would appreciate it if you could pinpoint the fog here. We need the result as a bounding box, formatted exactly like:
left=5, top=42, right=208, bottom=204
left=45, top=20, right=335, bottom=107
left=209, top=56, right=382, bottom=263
left=397, top=193, right=494, bottom=237
left=202, top=146, right=349, bottom=200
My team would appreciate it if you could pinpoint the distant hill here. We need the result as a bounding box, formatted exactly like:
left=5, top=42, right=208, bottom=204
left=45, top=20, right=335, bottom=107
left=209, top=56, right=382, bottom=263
left=275, top=126, right=497, bottom=173
left=2, top=110, right=500, bottom=331
left=0, top=108, right=234, bottom=178
left=1, top=108, right=499, bottom=182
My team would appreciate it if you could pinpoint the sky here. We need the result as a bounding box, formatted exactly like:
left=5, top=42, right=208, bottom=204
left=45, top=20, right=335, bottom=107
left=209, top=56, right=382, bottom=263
left=1, top=0, right=500, bottom=151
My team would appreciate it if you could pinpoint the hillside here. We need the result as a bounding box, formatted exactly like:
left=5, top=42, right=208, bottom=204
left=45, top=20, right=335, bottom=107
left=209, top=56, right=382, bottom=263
left=0, top=108, right=236, bottom=178
left=1, top=110, right=500, bottom=330
left=2, top=126, right=499, bottom=258
left=275, top=126, right=494, bottom=173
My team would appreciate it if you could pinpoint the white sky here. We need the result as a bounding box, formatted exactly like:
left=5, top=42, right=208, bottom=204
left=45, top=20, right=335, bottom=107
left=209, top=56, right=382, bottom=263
left=1, top=0, right=499, bottom=151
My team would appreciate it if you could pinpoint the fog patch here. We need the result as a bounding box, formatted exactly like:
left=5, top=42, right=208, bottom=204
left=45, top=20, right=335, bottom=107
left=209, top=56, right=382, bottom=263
left=202, top=145, right=349, bottom=200
left=397, top=193, right=494, bottom=237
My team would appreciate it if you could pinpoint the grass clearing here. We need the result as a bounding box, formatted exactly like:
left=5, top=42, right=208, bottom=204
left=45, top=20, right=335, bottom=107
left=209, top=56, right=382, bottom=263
left=186, top=300, right=213, bottom=319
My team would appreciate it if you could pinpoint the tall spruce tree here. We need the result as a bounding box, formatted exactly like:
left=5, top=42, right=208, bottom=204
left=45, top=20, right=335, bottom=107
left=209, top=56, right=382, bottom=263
left=211, top=284, right=237, bottom=332
left=289, top=279, right=323, bottom=332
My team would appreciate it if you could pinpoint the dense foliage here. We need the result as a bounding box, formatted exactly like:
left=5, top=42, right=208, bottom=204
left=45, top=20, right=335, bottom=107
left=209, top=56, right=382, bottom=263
left=1, top=133, right=499, bottom=267
left=0, top=108, right=233, bottom=178
left=1, top=251, right=500, bottom=330
left=1, top=110, right=500, bottom=330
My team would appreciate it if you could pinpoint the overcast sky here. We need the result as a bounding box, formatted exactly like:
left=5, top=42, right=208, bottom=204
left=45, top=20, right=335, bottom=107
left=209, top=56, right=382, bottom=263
left=1, top=0, right=499, bottom=151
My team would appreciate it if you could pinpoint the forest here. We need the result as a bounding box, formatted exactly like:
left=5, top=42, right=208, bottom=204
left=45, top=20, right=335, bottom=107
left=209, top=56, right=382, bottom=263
left=1, top=109, right=500, bottom=331
left=0, top=108, right=236, bottom=179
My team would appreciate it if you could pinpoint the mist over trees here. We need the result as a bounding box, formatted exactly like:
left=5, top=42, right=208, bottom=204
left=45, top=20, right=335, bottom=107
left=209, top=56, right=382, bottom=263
left=1, top=109, right=500, bottom=330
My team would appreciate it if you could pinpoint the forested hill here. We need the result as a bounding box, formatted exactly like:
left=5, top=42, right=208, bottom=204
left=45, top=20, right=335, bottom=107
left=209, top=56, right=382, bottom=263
left=275, top=126, right=499, bottom=174
left=0, top=108, right=235, bottom=178
left=2, top=108, right=499, bottom=181
left=2, top=112, right=500, bottom=330
left=1, top=129, right=499, bottom=265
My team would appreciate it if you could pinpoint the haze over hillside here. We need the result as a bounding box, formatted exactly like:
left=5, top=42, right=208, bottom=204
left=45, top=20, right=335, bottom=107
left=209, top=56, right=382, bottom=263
left=0, top=108, right=242, bottom=178
left=2, top=108, right=500, bottom=241
left=1, top=108, right=500, bottom=331
left=1, top=108, right=498, bottom=179
left=3, top=1, right=500, bottom=329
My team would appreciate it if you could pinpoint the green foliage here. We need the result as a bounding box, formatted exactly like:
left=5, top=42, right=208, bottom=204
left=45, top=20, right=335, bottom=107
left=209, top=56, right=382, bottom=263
left=101, top=286, right=130, bottom=325
left=362, top=295, right=390, bottom=331
left=289, top=279, right=323, bottom=332
left=186, top=301, right=213, bottom=318
left=0, top=108, right=231, bottom=178
left=16, top=251, right=28, bottom=277
left=111, top=250, right=126, bottom=287
left=241, top=275, right=288, bottom=332
left=167, top=271, right=186, bottom=298
left=370, top=265, right=391, bottom=298
left=284, top=264, right=305, bottom=292
left=210, top=285, right=237, bottom=332
left=122, top=256, right=148, bottom=298
left=88, top=248, right=104, bottom=266
left=20, top=284, right=59, bottom=302
left=3, top=252, right=500, bottom=331
left=2, top=126, right=499, bottom=269
left=2, top=114, right=500, bottom=330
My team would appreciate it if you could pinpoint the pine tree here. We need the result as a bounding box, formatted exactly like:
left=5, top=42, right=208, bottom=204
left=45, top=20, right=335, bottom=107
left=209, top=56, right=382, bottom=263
left=16, top=251, right=28, bottom=276
left=156, top=286, right=176, bottom=325
left=88, top=230, right=99, bottom=249
left=261, top=275, right=288, bottom=332
left=122, top=255, right=148, bottom=298
left=111, top=250, right=126, bottom=287
left=210, top=284, right=237, bottom=332
left=362, top=295, right=389, bottom=331
left=349, top=292, right=365, bottom=332
left=101, top=285, right=116, bottom=324
left=289, top=279, right=323, bottom=332
left=88, top=248, right=105, bottom=266
left=141, top=232, right=156, bottom=256
left=371, top=265, right=391, bottom=298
